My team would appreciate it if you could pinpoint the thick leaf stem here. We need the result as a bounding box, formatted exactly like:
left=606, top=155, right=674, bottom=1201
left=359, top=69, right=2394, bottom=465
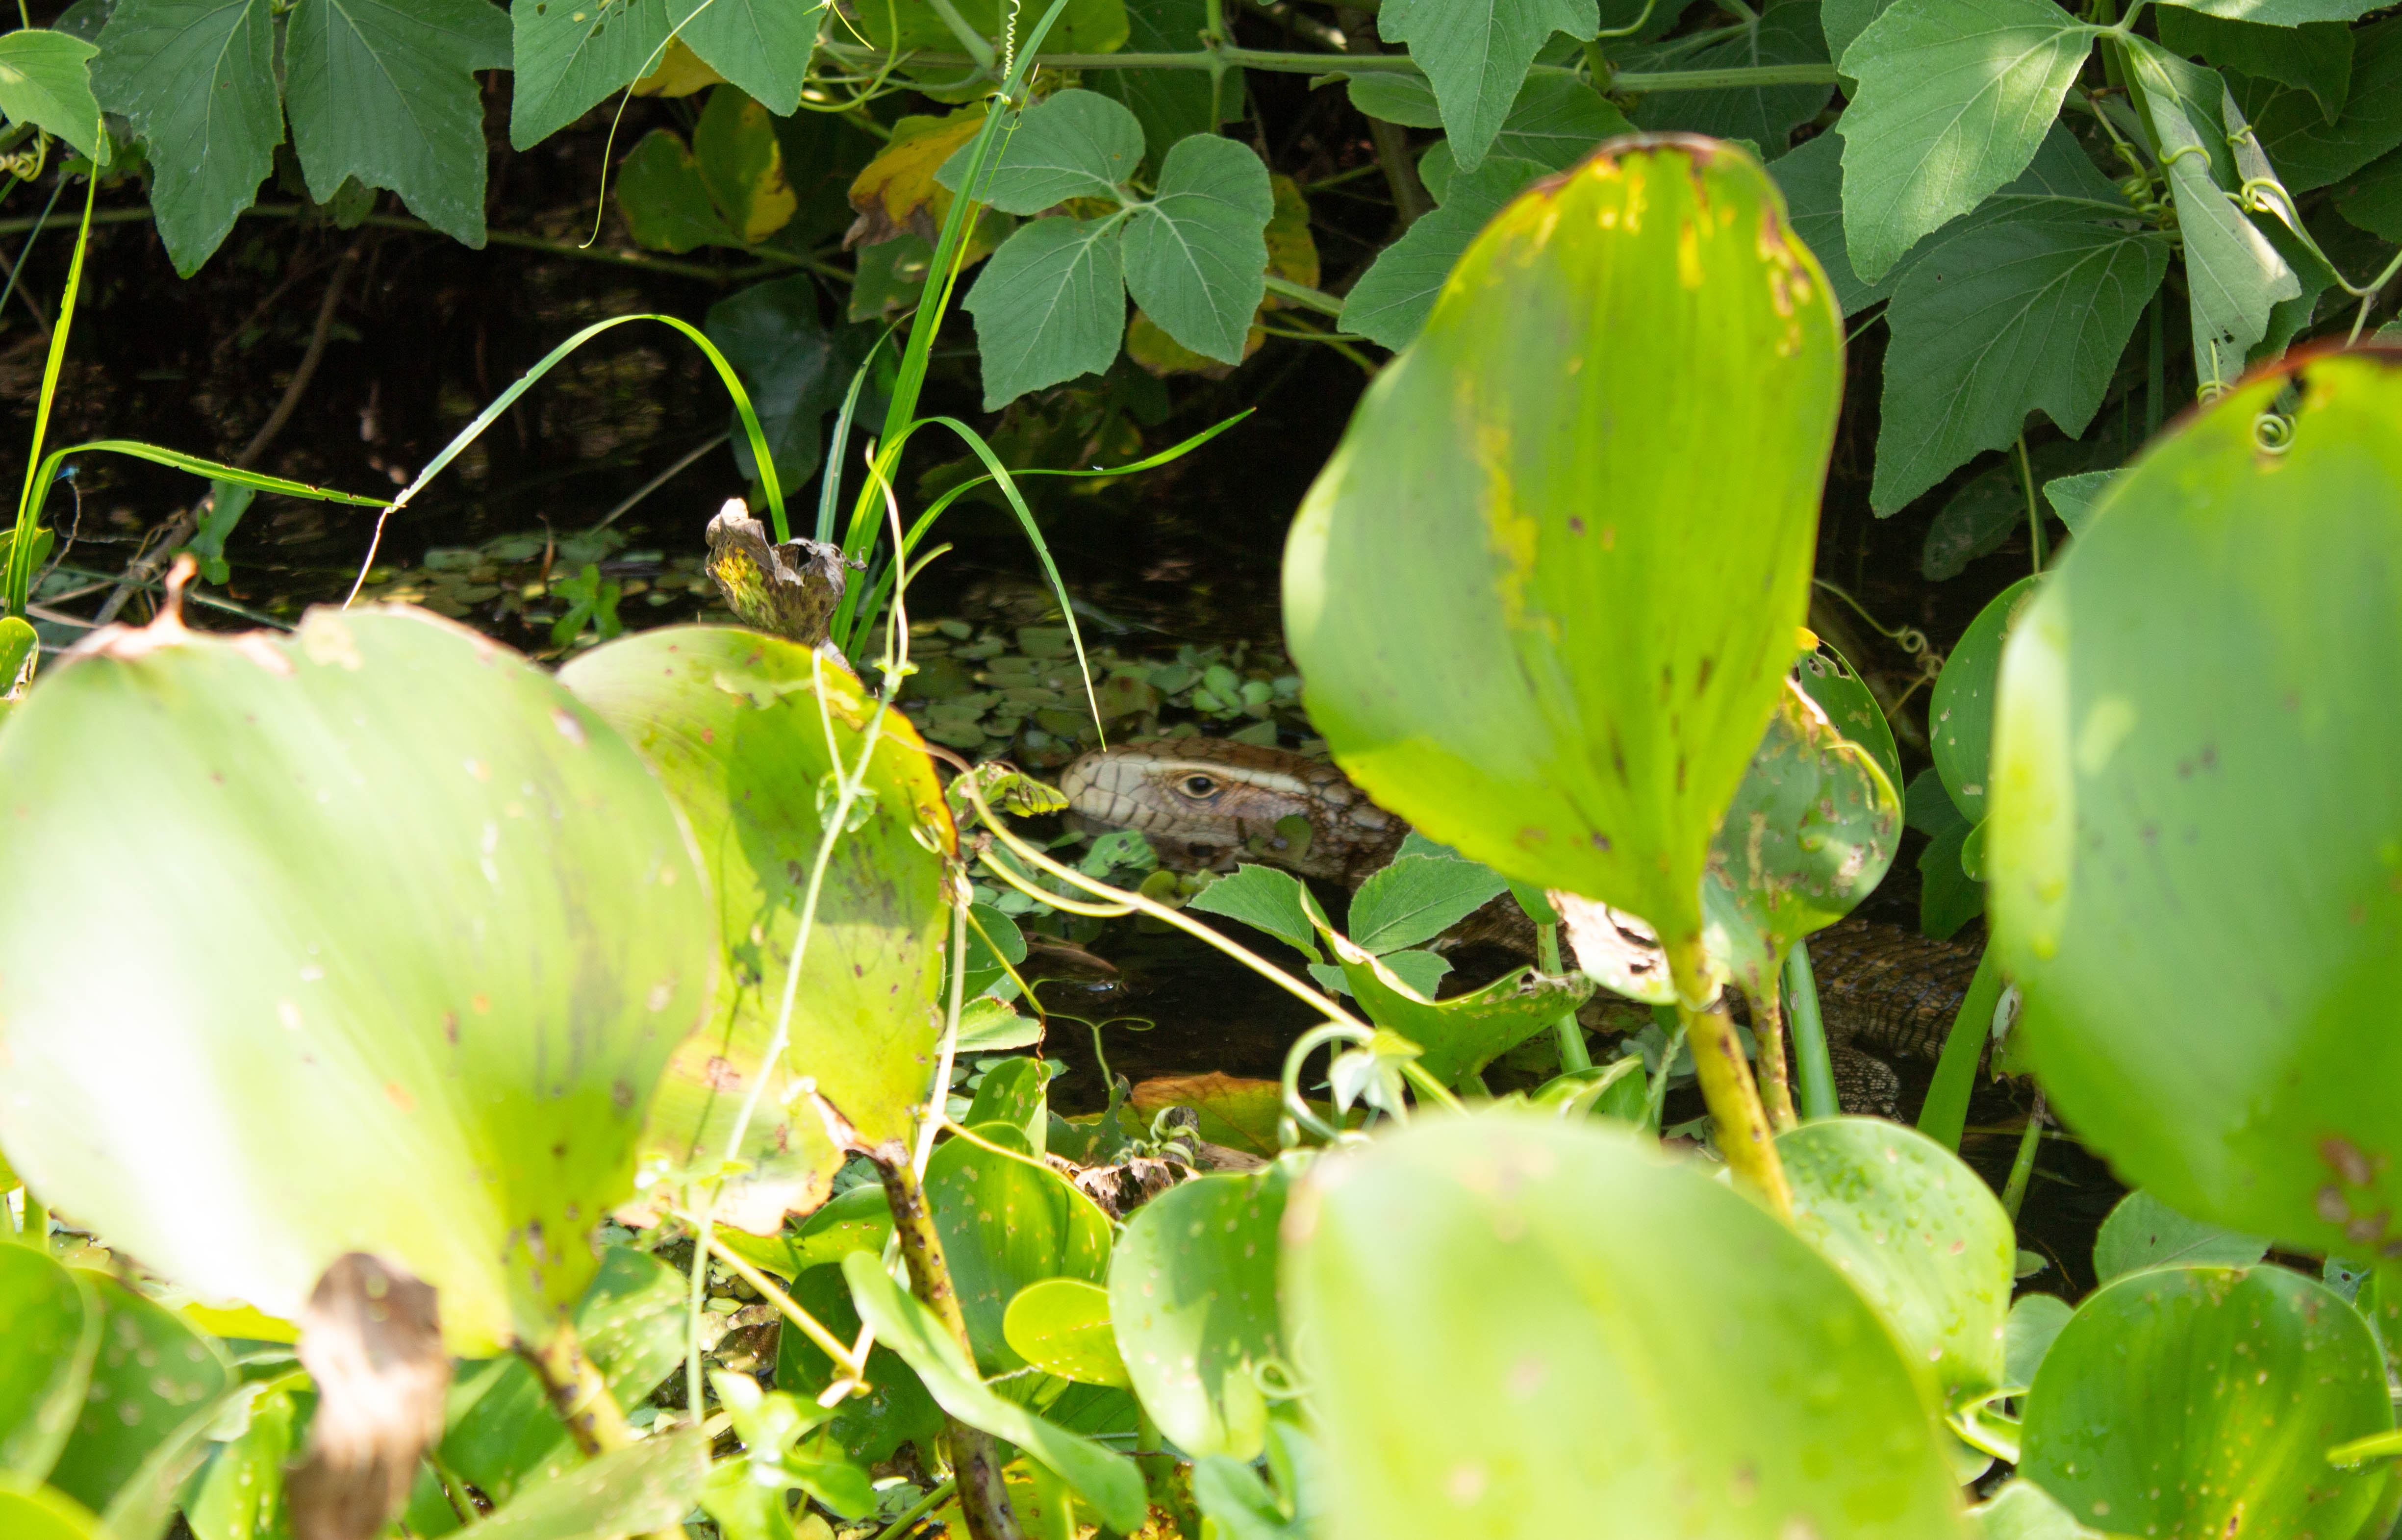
left=1782, top=942, right=1839, bottom=1121
left=1751, top=981, right=1798, bottom=1132
left=1668, top=934, right=1790, bottom=1214
left=1915, top=947, right=2003, bottom=1151
left=1999, top=1091, right=2046, bottom=1221
left=1536, top=923, right=1592, bottom=1073
left=521, top=1317, right=637, bottom=1456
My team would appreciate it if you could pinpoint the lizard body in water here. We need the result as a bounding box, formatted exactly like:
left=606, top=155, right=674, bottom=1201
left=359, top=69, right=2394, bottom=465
left=1058, top=737, right=1983, bottom=1112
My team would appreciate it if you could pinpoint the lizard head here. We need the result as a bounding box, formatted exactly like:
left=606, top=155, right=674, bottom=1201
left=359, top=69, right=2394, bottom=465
left=1058, top=739, right=1392, bottom=882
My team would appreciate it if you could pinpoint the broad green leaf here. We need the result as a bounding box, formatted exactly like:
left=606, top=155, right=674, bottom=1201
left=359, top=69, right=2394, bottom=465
left=851, top=0, right=1128, bottom=56
left=2233, top=16, right=2402, bottom=191
left=92, top=0, right=281, bottom=274
left=1004, top=1278, right=1130, bottom=1387
left=1795, top=645, right=1902, bottom=795
left=1285, top=1114, right=1971, bottom=1536
left=692, top=84, right=797, bottom=242
left=2020, top=1267, right=2391, bottom=1536
left=1336, top=154, right=1548, bottom=351
left=1291, top=140, right=1842, bottom=953
left=1629, top=0, right=1831, bottom=154
left=455, top=1428, right=710, bottom=1540
left=1486, top=70, right=1635, bottom=168
left=1967, top=1480, right=2117, bottom=1540
left=937, top=88, right=1143, bottom=212
left=0, top=1247, right=97, bottom=1485
left=1836, top=0, right=2101, bottom=282
left=927, top=1127, right=1113, bottom=1378
left=0, top=29, right=104, bottom=162
left=185, top=1386, right=296, bottom=1540
left=1988, top=354, right=2402, bottom=1256
left=508, top=0, right=674, bottom=151
left=1346, top=853, right=1508, bottom=954
left=2004, top=1293, right=2072, bottom=1389
left=45, top=1274, right=234, bottom=1518
left=1917, top=818, right=1985, bottom=940
left=560, top=628, right=952, bottom=1232
left=1782, top=1118, right=2015, bottom=1413
left=2127, top=41, right=2299, bottom=377
left=1921, top=441, right=2083, bottom=581
left=284, top=0, right=508, bottom=246
left=842, top=1253, right=1148, bottom=1533
left=1767, top=129, right=1885, bottom=314
left=616, top=129, right=744, bottom=252
left=1375, top=0, right=1600, bottom=172
left=2040, top=468, right=2117, bottom=535
left=1093, top=0, right=1238, bottom=163
left=2157, top=7, right=2351, bottom=121
left=2335, top=145, right=2402, bottom=239
left=0, top=607, right=714, bottom=1354
left=962, top=1057, right=1050, bottom=1152
left=0, top=1486, right=102, bottom=1540
left=1930, top=576, right=2039, bottom=823
left=1108, top=1163, right=1288, bottom=1459
left=773, top=1262, right=941, bottom=1466
left=676, top=0, right=825, bottom=114
left=441, top=1248, right=686, bottom=1505
left=2092, top=1190, right=2269, bottom=1282
left=1123, top=133, right=1274, bottom=364
left=2164, top=0, right=2383, bottom=28
left=705, top=1372, right=877, bottom=1521
left=1185, top=863, right=1326, bottom=960
left=705, top=276, right=874, bottom=490
left=1330, top=933, right=1593, bottom=1086
left=1821, top=0, right=1895, bottom=76
left=1700, top=680, right=1902, bottom=995
left=964, top=213, right=1130, bottom=409
left=1348, top=71, right=1443, bottom=128
left=1873, top=213, right=2169, bottom=513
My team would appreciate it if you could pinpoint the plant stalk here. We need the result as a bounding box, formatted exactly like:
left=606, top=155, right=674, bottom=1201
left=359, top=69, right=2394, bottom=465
left=1668, top=934, right=1790, bottom=1213
left=520, top=1317, right=637, bottom=1455
left=1916, top=947, right=2004, bottom=1151
left=1783, top=942, right=1839, bottom=1121
left=815, top=39, right=1834, bottom=91
left=2000, top=1090, right=2046, bottom=1220
left=1750, top=981, right=1798, bottom=1132
left=1536, top=923, right=1592, bottom=1073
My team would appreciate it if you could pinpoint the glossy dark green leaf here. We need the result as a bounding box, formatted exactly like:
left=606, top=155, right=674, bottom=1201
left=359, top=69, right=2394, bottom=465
left=2020, top=1266, right=2391, bottom=1537
left=2092, top=1190, right=2269, bottom=1283
left=1989, top=354, right=2402, bottom=1256
left=842, top=1253, right=1147, bottom=1533
left=1289, top=139, right=1842, bottom=959
left=927, top=1127, right=1113, bottom=1377
left=284, top=0, right=509, bottom=246
left=705, top=277, right=875, bottom=491
left=45, top=1274, right=233, bottom=1518
left=1285, top=1115, right=1970, bottom=1536
left=1332, top=934, right=1593, bottom=1086
left=0, top=608, right=713, bottom=1354
left=1837, top=0, right=2100, bottom=281
left=1932, top=576, right=2039, bottom=824
left=441, top=1248, right=686, bottom=1504
left=92, top=0, right=281, bottom=273
left=1782, top=1118, right=2015, bottom=1413
left=1337, top=154, right=1548, bottom=351
left=1373, top=0, right=1599, bottom=171
left=2234, top=17, right=2402, bottom=191
left=1109, top=1162, right=1288, bottom=1459
left=1186, top=863, right=1326, bottom=960
left=0, top=29, right=105, bottom=162
left=0, top=1247, right=97, bottom=1484
left=2157, top=7, right=2351, bottom=120
left=561, top=628, right=952, bottom=1232
left=1346, top=854, right=1508, bottom=955
left=184, top=1386, right=297, bottom=1540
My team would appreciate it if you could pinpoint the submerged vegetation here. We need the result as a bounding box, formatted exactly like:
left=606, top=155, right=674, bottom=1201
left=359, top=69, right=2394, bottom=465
left=0, top=0, right=2400, bottom=1537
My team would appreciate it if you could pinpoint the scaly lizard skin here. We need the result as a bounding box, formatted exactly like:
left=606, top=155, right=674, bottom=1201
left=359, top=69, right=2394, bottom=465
left=1061, top=738, right=1986, bottom=1112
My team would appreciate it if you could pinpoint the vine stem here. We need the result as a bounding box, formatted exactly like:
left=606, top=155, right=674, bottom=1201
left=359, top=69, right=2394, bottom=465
left=1667, top=933, right=1790, bottom=1213
left=814, top=40, right=1835, bottom=91
left=2016, top=433, right=2046, bottom=574
left=1999, top=1090, right=2047, bottom=1221
left=1783, top=941, right=1839, bottom=1121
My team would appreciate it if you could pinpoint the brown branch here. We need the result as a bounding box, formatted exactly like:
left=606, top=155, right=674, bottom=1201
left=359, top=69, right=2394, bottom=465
left=236, top=237, right=365, bottom=472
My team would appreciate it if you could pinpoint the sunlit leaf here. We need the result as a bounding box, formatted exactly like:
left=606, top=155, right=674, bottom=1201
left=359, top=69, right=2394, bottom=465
left=1122, top=134, right=1274, bottom=364
left=0, top=1247, right=96, bottom=1485
left=1109, top=1163, right=1288, bottom=1459
left=0, top=28, right=104, bottom=162
left=936, top=88, right=1143, bottom=214
left=964, top=214, right=1129, bottom=408
left=1004, top=1278, right=1130, bottom=1387
left=927, top=1125, right=1113, bottom=1378
left=1931, top=576, right=2038, bottom=824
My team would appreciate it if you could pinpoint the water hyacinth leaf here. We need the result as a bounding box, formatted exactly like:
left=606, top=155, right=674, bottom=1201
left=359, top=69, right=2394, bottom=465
left=0, top=28, right=105, bottom=162
left=441, top=1248, right=687, bottom=1505
left=1346, top=854, right=1509, bottom=955
left=559, top=627, right=952, bottom=1233
left=1289, top=137, right=1842, bottom=956
left=45, top=1274, right=234, bottom=1517
left=962, top=1057, right=1050, bottom=1152
left=2019, top=1266, right=2392, bottom=1536
left=454, top=1427, right=710, bottom=1539
left=1329, top=932, right=1594, bottom=1087
left=2004, top=1293, right=2072, bottom=1390
left=1931, top=576, right=2038, bottom=825
left=1836, top=0, right=2101, bottom=281
left=0, top=1487, right=102, bottom=1540
left=773, top=1262, right=941, bottom=1467
left=842, top=1254, right=1147, bottom=1533
left=1780, top=1118, right=2015, bottom=1413
left=926, top=1127, right=1113, bottom=1377
left=1108, top=1162, right=1288, bottom=1460
left=1701, top=680, right=1901, bottom=996
left=1285, top=1115, right=1971, bottom=1537
left=93, top=0, right=282, bottom=273
left=0, top=1247, right=97, bottom=1485
left=185, top=1385, right=298, bottom=1540
left=1004, top=1278, right=1130, bottom=1387
left=0, top=606, right=713, bottom=1354
left=1988, top=355, right=2402, bottom=1255
left=2091, top=1190, right=2268, bottom=1283
left=1966, top=1480, right=2116, bottom=1540
left=1795, top=645, right=1902, bottom=794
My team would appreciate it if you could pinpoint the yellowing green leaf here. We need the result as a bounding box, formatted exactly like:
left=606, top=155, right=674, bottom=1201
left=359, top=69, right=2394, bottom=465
left=630, top=35, right=725, bottom=95
left=693, top=84, right=796, bottom=242
left=847, top=105, right=988, bottom=246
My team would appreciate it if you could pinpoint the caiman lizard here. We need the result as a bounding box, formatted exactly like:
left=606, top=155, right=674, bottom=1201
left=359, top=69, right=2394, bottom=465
left=1060, top=736, right=1983, bottom=1113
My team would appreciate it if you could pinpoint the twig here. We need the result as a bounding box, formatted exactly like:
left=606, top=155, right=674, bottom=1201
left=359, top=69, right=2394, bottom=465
left=1339, top=9, right=1431, bottom=228
left=234, top=238, right=365, bottom=472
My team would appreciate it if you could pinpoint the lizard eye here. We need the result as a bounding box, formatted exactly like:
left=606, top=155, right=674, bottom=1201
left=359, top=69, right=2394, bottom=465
left=1177, top=774, right=1221, bottom=800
